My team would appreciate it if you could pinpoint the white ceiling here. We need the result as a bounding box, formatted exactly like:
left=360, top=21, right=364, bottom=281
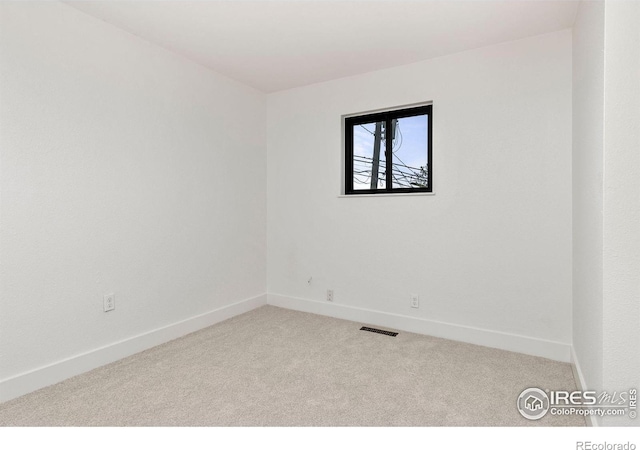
left=66, top=1, right=579, bottom=93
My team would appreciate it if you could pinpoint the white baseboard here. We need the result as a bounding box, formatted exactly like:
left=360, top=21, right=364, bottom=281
left=0, top=293, right=267, bottom=404
left=268, top=293, right=571, bottom=362
left=570, top=347, right=599, bottom=427
left=2, top=293, right=573, bottom=405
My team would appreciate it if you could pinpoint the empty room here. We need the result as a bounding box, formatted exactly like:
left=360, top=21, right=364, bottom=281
left=0, top=0, right=638, bottom=444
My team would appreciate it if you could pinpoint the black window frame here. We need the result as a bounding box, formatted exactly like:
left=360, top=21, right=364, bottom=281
left=344, top=104, right=432, bottom=195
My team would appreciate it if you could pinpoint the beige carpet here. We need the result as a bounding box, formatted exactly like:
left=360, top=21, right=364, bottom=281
left=0, top=305, right=584, bottom=426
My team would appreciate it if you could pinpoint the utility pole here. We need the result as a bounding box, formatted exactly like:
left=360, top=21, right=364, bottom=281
left=370, top=122, right=383, bottom=189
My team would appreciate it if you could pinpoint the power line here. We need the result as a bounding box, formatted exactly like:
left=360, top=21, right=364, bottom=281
left=352, top=154, right=428, bottom=188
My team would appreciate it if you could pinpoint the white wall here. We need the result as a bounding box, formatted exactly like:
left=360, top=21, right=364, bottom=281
left=267, top=31, right=573, bottom=359
left=572, top=0, right=605, bottom=395
left=572, top=0, right=640, bottom=426
left=0, top=2, right=266, bottom=393
left=601, top=0, right=640, bottom=427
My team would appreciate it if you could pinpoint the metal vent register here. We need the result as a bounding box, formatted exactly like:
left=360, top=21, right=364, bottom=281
left=360, top=326, right=398, bottom=337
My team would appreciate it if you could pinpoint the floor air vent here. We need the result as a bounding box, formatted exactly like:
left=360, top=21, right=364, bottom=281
left=360, top=326, right=398, bottom=337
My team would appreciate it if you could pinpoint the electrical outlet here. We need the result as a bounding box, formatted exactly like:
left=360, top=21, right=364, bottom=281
left=103, top=293, right=115, bottom=312
left=410, top=294, right=419, bottom=309
left=326, top=289, right=334, bottom=302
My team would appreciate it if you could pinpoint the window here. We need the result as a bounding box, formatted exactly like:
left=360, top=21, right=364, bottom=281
left=344, top=104, right=432, bottom=195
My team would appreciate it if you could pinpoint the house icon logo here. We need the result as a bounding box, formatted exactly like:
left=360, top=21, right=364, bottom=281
left=517, top=388, right=550, bottom=420
left=525, top=395, right=543, bottom=411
